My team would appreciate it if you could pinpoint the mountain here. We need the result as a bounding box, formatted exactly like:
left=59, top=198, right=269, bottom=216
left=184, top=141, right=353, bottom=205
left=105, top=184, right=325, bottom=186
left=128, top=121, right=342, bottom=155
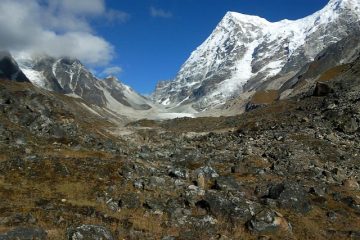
left=0, top=51, right=29, bottom=82
left=17, top=56, right=153, bottom=112
left=279, top=33, right=360, bottom=97
left=152, top=0, right=360, bottom=111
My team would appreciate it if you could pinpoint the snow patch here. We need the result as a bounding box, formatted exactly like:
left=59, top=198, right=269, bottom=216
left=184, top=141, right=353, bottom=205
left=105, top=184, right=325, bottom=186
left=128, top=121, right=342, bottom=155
left=21, top=68, right=46, bottom=88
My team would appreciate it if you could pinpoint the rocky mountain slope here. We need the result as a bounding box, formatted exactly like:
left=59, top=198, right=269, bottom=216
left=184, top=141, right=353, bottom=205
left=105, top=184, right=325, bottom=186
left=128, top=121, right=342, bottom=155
left=17, top=56, right=153, bottom=111
left=0, top=51, right=29, bottom=83
left=211, top=32, right=360, bottom=116
left=153, top=0, right=360, bottom=112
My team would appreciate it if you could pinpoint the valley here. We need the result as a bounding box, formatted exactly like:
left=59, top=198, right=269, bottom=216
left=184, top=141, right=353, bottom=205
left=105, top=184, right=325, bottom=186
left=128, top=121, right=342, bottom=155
left=0, top=0, right=360, bottom=239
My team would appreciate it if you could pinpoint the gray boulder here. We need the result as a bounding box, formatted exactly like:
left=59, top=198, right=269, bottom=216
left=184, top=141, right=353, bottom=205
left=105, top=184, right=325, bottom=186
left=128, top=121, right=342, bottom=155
left=0, top=227, right=47, bottom=240
left=67, top=225, right=113, bottom=240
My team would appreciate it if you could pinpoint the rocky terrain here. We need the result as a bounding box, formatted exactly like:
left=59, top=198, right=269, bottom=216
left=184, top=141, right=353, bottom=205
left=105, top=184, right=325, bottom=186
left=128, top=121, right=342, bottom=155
left=0, top=46, right=360, bottom=239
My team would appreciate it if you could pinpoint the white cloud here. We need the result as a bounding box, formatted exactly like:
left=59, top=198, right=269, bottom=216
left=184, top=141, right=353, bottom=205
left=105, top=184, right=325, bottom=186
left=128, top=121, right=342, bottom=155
left=102, top=66, right=123, bottom=76
left=0, top=0, right=128, bottom=66
left=150, top=7, right=173, bottom=18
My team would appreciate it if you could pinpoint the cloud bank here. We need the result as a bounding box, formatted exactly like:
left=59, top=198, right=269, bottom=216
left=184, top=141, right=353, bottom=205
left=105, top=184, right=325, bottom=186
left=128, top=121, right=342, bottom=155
left=0, top=0, right=127, bottom=66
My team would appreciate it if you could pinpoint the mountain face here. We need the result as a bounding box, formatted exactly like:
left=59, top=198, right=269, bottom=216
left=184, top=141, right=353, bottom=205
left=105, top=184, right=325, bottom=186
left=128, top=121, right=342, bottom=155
left=152, top=0, right=360, bottom=111
left=279, top=33, right=360, bottom=95
left=0, top=51, right=29, bottom=82
left=17, top=56, right=152, bottom=111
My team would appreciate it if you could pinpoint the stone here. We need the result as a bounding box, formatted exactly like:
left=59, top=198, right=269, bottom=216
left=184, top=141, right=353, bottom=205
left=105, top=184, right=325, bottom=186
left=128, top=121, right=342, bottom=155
left=162, top=236, right=176, bottom=240
left=211, top=176, right=241, bottom=191
left=203, top=192, right=253, bottom=221
left=67, top=225, right=113, bottom=240
left=133, top=179, right=144, bottom=190
left=197, top=173, right=206, bottom=189
left=195, top=166, right=219, bottom=179
left=313, top=82, right=333, bottom=97
left=0, top=227, right=47, bottom=240
left=148, top=176, right=166, bottom=189
left=168, top=168, right=189, bottom=179
left=342, top=178, right=360, bottom=191
left=246, top=209, right=291, bottom=234
left=339, top=118, right=358, bottom=133
left=118, top=193, right=141, bottom=209
left=266, top=182, right=311, bottom=214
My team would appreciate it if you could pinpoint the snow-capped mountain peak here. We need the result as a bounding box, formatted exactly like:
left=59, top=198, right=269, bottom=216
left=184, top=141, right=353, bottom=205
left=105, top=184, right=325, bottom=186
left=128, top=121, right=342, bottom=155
left=15, top=55, right=154, bottom=112
left=153, top=0, right=360, bottom=111
left=224, top=11, right=270, bottom=26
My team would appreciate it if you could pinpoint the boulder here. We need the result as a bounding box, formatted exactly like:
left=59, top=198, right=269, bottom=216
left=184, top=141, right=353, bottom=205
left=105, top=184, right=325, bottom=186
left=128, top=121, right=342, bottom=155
left=67, top=225, right=113, bottom=240
left=342, top=178, right=360, bottom=191
left=313, top=82, right=333, bottom=97
left=266, top=183, right=311, bottom=214
left=246, top=209, right=291, bottom=234
left=0, top=227, right=47, bottom=240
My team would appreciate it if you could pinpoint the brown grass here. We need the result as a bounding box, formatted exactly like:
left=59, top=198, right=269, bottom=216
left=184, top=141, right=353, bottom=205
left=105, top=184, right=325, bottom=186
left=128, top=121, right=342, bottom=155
left=251, top=90, right=279, bottom=104
left=318, top=65, right=348, bottom=82
left=44, top=148, right=115, bottom=159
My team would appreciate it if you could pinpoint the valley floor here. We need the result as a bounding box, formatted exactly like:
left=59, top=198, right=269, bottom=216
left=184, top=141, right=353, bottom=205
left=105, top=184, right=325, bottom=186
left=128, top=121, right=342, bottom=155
left=0, top=70, right=360, bottom=239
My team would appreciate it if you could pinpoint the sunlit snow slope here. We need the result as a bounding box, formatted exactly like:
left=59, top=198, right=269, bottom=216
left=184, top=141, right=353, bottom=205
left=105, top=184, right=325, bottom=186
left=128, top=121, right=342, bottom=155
left=153, top=0, right=360, bottom=111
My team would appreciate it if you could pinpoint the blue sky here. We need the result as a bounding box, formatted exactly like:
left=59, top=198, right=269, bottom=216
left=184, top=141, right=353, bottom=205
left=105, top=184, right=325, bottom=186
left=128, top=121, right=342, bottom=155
left=94, top=0, right=329, bottom=94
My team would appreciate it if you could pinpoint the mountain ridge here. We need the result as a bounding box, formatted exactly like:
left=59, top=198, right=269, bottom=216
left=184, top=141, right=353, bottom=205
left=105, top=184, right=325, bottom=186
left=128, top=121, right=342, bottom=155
left=152, top=0, right=360, bottom=112
left=16, top=55, right=155, bottom=113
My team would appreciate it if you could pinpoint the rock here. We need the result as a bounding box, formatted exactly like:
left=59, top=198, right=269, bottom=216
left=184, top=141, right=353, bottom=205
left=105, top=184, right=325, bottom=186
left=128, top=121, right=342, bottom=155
left=257, top=235, right=271, bottom=240
left=313, top=82, right=333, bottom=97
left=195, top=166, right=219, bottom=179
left=197, top=173, right=206, bottom=189
left=203, top=192, right=253, bottom=221
left=211, top=234, right=232, bottom=240
left=67, top=225, right=113, bottom=240
left=133, top=179, right=144, bottom=190
left=0, top=227, right=47, bottom=240
left=106, top=199, right=119, bottom=212
left=162, top=236, right=176, bottom=240
left=168, top=168, right=189, bottom=179
left=231, top=165, right=242, bottom=174
left=245, top=102, right=265, bottom=112
left=309, top=186, right=326, bottom=197
left=194, top=166, right=219, bottom=189
left=118, top=193, right=141, bottom=209
left=146, top=176, right=166, bottom=190
left=342, top=178, right=360, bottom=191
left=187, top=185, right=206, bottom=197
left=341, top=196, right=360, bottom=211
left=327, top=211, right=337, bottom=220
left=143, top=199, right=165, bottom=213
left=246, top=209, right=291, bottom=234
left=266, top=182, right=311, bottom=214
left=267, top=183, right=285, bottom=199
left=211, top=176, right=241, bottom=191
left=339, top=117, right=358, bottom=133
left=199, top=215, right=218, bottom=225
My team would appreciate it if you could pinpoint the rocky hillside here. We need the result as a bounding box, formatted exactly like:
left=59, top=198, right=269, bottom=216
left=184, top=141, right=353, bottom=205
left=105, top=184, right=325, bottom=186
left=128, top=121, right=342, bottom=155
left=0, top=51, right=29, bottom=83
left=153, top=0, right=360, bottom=112
left=0, top=46, right=359, bottom=239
